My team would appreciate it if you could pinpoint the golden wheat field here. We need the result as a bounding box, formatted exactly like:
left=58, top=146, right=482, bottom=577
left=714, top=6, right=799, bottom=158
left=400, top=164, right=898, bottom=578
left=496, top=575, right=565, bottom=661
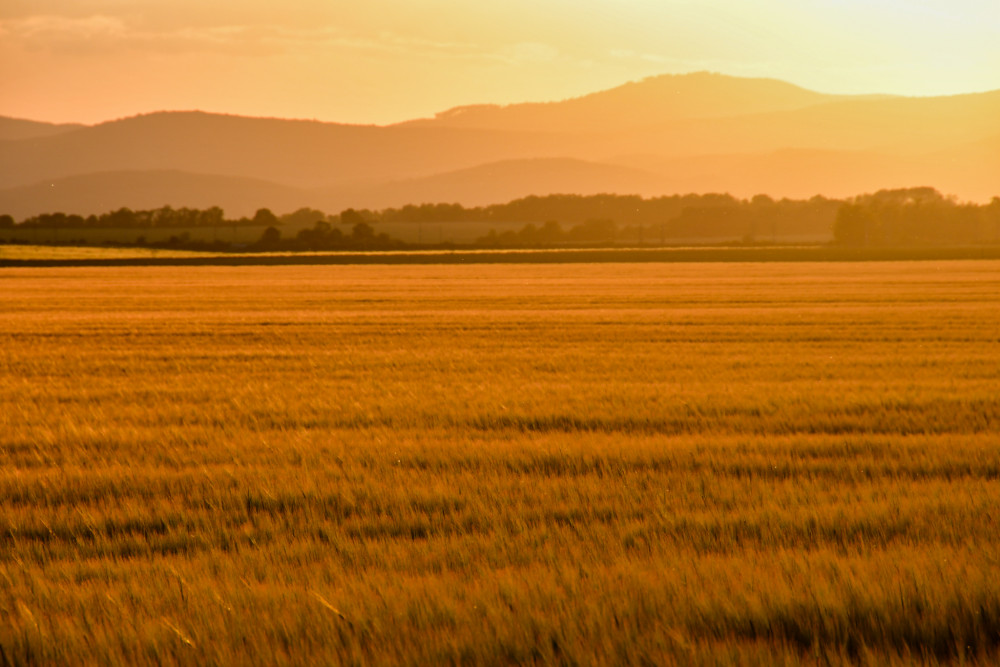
left=2, top=260, right=1000, bottom=665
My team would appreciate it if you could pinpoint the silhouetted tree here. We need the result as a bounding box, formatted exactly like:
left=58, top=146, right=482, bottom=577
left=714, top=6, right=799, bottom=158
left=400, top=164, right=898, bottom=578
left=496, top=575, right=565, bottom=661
left=282, top=208, right=327, bottom=227
left=833, top=204, right=874, bottom=246
left=352, top=221, right=375, bottom=241
left=340, top=208, right=366, bottom=227
left=199, top=206, right=225, bottom=227
left=252, top=208, right=280, bottom=227
left=259, top=226, right=281, bottom=247
left=105, top=208, right=137, bottom=227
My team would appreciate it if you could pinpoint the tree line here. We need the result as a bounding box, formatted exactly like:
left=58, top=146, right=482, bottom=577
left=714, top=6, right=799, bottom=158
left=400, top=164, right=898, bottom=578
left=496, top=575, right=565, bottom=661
left=833, top=188, right=1000, bottom=246
left=2, top=188, right=998, bottom=249
left=4, top=206, right=279, bottom=230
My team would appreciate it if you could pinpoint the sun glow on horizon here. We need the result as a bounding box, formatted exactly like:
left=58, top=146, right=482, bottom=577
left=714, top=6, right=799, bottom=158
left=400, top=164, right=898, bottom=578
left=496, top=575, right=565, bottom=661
left=0, top=0, right=997, bottom=124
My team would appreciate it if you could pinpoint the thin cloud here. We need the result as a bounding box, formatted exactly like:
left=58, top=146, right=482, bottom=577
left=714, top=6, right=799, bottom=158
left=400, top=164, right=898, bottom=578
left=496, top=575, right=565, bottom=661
left=1, top=14, right=485, bottom=60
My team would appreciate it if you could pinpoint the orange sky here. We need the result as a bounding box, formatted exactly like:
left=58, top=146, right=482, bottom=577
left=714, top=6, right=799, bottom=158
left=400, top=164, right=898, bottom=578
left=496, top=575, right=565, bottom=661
left=1, top=0, right=998, bottom=126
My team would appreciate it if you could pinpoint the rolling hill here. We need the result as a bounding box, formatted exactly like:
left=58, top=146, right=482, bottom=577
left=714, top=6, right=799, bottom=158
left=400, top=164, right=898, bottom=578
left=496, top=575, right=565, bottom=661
left=0, top=116, right=84, bottom=141
left=397, top=71, right=854, bottom=132
left=0, top=112, right=581, bottom=191
left=0, top=170, right=308, bottom=220
left=1, top=72, right=997, bottom=219
left=322, top=158, right=669, bottom=210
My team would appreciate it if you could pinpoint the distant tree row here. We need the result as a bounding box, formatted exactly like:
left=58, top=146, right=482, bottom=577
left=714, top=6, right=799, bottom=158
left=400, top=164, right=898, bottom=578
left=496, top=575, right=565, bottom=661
left=378, top=190, right=997, bottom=247
left=14, top=206, right=242, bottom=229
left=1, top=193, right=842, bottom=231
left=253, top=220, right=403, bottom=252
left=363, top=193, right=841, bottom=231
left=834, top=188, right=1000, bottom=246
left=7, top=206, right=328, bottom=230
left=4, top=189, right=999, bottom=249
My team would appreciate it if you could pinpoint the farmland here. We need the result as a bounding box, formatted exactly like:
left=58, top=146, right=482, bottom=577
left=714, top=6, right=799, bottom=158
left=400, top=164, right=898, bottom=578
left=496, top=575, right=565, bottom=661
left=2, top=261, right=1000, bottom=665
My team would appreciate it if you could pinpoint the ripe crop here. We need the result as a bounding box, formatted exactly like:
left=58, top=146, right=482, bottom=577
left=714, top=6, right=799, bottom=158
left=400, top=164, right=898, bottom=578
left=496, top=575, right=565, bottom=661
left=2, top=261, right=999, bottom=665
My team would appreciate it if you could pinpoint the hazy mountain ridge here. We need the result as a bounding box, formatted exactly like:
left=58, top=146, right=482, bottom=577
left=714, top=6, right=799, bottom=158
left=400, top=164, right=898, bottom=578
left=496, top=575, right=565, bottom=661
left=0, top=170, right=308, bottom=220
left=322, top=158, right=669, bottom=210
left=0, top=116, right=85, bottom=142
left=1, top=72, right=997, bottom=219
left=397, top=72, right=855, bottom=132
left=0, top=111, right=584, bottom=191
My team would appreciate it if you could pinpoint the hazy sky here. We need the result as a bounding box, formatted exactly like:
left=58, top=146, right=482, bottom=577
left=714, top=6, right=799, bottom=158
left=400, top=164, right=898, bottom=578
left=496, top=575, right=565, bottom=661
left=2, top=0, right=998, bottom=125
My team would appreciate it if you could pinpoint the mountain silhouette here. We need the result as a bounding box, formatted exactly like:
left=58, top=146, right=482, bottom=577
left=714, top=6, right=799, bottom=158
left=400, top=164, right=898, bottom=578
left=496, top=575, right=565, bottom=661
left=398, top=72, right=855, bottom=132
left=319, top=158, right=668, bottom=210
left=0, top=170, right=307, bottom=220
left=0, top=111, right=580, bottom=190
left=0, top=116, right=84, bottom=141
left=1, top=72, right=997, bottom=219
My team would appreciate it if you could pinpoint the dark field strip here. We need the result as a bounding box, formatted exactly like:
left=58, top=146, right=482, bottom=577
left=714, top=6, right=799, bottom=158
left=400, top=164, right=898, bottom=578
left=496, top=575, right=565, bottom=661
left=4, top=244, right=1000, bottom=268
left=2, top=261, right=1000, bottom=665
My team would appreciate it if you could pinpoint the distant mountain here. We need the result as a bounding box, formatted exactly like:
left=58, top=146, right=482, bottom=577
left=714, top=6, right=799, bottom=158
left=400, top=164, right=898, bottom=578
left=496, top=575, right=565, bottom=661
left=399, top=72, right=857, bottom=132
left=0, top=112, right=580, bottom=191
left=585, top=89, right=1000, bottom=162
left=0, top=170, right=307, bottom=219
left=0, top=72, right=997, bottom=219
left=326, top=158, right=668, bottom=209
left=0, top=116, right=84, bottom=141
